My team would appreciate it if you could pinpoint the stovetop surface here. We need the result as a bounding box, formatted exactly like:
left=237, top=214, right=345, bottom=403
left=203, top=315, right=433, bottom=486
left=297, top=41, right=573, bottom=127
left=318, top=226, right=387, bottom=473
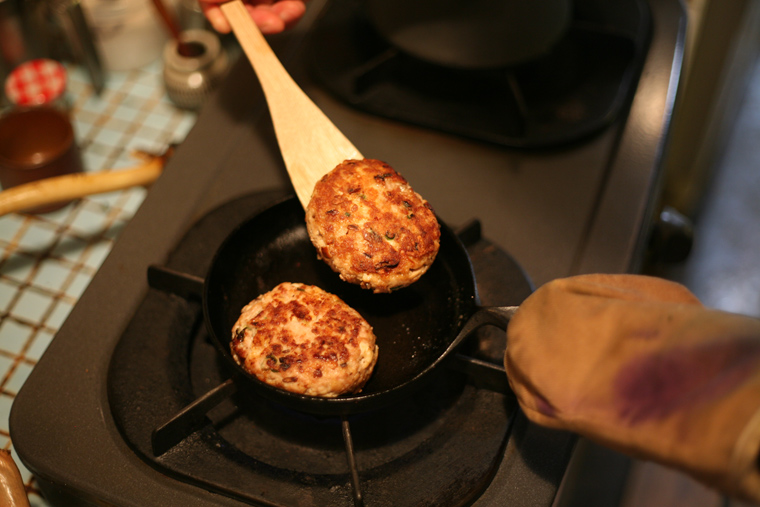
left=9, top=0, right=686, bottom=505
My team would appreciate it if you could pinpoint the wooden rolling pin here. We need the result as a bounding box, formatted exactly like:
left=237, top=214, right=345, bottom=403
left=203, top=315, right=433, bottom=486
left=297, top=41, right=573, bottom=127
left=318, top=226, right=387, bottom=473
left=0, top=148, right=172, bottom=217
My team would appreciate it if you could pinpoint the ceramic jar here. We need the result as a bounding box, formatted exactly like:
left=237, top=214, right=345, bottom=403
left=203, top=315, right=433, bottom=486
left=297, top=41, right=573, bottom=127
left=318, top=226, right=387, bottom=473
left=162, top=29, right=228, bottom=110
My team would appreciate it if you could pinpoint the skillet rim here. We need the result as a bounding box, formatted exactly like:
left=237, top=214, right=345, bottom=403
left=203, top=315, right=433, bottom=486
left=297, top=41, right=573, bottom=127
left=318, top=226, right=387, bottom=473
left=202, top=195, right=480, bottom=416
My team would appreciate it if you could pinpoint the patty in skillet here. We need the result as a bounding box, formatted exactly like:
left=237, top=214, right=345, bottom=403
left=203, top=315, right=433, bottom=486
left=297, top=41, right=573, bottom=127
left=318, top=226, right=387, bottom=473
left=306, top=159, right=441, bottom=293
left=231, top=282, right=378, bottom=397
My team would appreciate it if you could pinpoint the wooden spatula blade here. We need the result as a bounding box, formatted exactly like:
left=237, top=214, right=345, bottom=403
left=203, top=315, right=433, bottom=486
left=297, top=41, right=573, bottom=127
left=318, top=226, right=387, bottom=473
left=220, top=0, right=363, bottom=207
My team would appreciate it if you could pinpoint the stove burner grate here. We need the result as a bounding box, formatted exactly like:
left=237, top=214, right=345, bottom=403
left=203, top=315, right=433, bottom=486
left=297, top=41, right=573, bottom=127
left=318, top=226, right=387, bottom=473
left=107, top=192, right=533, bottom=506
left=308, top=0, right=651, bottom=148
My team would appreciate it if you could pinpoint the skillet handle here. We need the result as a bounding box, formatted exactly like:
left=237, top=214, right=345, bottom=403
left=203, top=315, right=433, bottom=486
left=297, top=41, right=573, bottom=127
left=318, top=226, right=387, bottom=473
left=443, top=306, right=518, bottom=395
left=461, top=306, right=517, bottom=337
left=443, top=306, right=517, bottom=359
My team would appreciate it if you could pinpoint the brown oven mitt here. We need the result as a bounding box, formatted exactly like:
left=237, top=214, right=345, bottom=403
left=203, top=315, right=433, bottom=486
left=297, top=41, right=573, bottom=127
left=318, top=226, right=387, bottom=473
left=504, top=273, right=760, bottom=503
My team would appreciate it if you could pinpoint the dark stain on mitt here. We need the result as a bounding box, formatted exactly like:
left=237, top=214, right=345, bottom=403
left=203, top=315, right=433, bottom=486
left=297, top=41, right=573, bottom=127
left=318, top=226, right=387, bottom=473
left=614, top=337, right=760, bottom=424
left=533, top=391, right=557, bottom=418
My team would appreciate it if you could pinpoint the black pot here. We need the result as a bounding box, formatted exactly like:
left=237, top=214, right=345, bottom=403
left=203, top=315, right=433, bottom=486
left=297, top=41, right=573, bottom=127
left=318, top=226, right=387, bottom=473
left=366, top=0, right=573, bottom=69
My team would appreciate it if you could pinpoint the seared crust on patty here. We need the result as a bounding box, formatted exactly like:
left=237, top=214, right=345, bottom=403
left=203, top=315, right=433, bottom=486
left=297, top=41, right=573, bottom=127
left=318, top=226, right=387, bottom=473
left=306, top=159, right=440, bottom=293
left=231, top=282, right=378, bottom=398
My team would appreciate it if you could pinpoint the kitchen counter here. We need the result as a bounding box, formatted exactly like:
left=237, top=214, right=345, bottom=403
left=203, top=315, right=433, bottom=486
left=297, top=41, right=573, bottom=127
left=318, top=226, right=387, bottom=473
left=0, top=59, right=197, bottom=504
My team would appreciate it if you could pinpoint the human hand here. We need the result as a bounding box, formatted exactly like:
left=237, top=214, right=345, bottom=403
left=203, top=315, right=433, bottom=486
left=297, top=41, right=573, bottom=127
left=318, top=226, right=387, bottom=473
left=200, top=0, right=307, bottom=34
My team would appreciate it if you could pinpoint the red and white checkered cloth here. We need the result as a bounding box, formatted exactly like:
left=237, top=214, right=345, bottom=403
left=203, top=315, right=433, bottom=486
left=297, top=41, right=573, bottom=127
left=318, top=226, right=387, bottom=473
left=4, top=59, right=67, bottom=106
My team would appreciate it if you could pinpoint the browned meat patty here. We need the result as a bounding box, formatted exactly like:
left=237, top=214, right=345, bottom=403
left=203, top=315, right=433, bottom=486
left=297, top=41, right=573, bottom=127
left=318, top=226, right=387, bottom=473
left=305, top=159, right=441, bottom=293
left=231, top=282, right=378, bottom=397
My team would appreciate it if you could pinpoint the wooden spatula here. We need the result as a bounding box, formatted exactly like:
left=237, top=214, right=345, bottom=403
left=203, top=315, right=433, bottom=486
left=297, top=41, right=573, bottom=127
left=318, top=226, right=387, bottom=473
left=220, top=0, right=363, bottom=208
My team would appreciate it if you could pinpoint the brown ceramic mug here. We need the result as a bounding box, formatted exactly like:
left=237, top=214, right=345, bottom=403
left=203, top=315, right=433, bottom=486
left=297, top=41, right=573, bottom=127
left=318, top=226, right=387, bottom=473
left=0, top=106, right=83, bottom=213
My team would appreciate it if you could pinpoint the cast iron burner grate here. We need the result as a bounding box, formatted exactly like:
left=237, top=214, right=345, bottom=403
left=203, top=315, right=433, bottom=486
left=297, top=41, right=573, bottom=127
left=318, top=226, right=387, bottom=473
left=107, top=191, right=534, bottom=506
left=307, top=0, right=651, bottom=148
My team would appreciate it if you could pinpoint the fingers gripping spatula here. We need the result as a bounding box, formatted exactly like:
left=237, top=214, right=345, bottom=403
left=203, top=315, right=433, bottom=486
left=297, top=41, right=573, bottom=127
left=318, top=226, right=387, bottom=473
left=220, top=0, right=362, bottom=208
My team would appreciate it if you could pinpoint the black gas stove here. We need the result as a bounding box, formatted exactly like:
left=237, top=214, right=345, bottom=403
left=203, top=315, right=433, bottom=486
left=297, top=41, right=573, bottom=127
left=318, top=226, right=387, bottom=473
left=10, top=0, right=685, bottom=505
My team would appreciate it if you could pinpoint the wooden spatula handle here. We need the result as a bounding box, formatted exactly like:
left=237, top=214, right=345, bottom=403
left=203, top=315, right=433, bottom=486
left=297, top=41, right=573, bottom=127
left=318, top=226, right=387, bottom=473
left=220, top=0, right=363, bottom=208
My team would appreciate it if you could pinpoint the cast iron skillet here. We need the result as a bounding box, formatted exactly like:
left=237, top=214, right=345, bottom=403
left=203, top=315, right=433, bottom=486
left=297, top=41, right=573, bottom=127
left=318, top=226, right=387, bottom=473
left=203, top=196, right=516, bottom=416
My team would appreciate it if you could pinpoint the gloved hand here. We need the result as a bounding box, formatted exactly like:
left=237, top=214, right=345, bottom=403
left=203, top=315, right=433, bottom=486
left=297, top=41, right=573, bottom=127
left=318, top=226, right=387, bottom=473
left=505, top=274, right=760, bottom=503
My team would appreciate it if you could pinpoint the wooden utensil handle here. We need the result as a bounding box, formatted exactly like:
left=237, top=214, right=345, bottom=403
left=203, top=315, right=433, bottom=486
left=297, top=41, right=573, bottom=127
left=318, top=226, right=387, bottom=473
left=0, top=157, right=164, bottom=216
left=220, top=0, right=363, bottom=208
left=0, top=450, right=29, bottom=507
